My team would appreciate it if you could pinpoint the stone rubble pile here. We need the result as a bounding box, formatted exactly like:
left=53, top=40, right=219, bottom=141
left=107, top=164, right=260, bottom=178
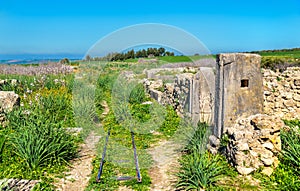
left=0, top=179, right=39, bottom=191
left=224, top=114, right=284, bottom=176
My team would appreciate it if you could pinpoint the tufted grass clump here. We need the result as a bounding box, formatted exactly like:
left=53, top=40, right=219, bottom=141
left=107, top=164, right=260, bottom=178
left=176, top=123, right=236, bottom=190
left=2, top=105, right=79, bottom=173
left=281, top=125, right=300, bottom=176
left=177, top=151, right=230, bottom=190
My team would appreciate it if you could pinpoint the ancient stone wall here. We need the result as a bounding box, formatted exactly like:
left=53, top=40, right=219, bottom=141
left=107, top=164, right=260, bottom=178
left=144, top=67, right=215, bottom=125
left=263, top=67, right=300, bottom=119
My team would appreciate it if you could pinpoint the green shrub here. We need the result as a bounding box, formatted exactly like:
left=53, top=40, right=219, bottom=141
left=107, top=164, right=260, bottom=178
left=253, top=120, right=300, bottom=190
left=283, top=119, right=300, bottom=128
left=254, top=163, right=300, bottom=190
left=271, top=163, right=300, bottom=190
left=37, top=91, right=74, bottom=127
left=3, top=103, right=78, bottom=171
left=177, top=122, right=236, bottom=190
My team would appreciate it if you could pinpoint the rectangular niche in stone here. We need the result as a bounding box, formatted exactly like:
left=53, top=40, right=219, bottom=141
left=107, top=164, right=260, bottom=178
left=241, top=79, right=249, bottom=88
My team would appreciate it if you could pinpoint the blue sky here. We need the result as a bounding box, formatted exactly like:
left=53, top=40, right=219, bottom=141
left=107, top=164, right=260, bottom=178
left=0, top=0, right=300, bottom=58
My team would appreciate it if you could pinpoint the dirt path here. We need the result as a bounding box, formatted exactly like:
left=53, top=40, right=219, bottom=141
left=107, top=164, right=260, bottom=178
left=55, top=101, right=109, bottom=191
left=55, top=100, right=181, bottom=191
left=147, top=140, right=181, bottom=191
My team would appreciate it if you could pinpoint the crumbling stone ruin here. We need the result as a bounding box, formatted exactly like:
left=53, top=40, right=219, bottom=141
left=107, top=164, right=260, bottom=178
left=144, top=53, right=300, bottom=176
left=224, top=114, right=283, bottom=176
left=143, top=66, right=215, bottom=125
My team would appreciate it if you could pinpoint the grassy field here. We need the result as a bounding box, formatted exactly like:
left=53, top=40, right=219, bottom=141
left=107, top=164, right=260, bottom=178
left=253, top=48, right=300, bottom=59
left=124, top=54, right=215, bottom=63
left=248, top=48, right=300, bottom=71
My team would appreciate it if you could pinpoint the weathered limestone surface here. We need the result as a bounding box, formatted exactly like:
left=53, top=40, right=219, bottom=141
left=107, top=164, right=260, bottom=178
left=224, top=114, right=283, bottom=176
left=214, top=53, right=264, bottom=138
left=144, top=67, right=215, bottom=124
left=263, top=67, right=300, bottom=119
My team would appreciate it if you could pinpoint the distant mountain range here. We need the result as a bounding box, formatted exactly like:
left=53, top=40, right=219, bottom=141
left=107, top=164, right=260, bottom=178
left=0, top=59, right=81, bottom=65
left=0, top=54, right=83, bottom=64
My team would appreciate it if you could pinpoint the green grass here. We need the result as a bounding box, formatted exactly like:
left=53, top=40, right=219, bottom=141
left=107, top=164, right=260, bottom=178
left=158, top=55, right=192, bottom=63
left=0, top=73, right=79, bottom=190
left=258, top=50, right=300, bottom=59
left=8, top=109, right=78, bottom=170
left=157, top=55, right=215, bottom=63
left=176, top=123, right=237, bottom=190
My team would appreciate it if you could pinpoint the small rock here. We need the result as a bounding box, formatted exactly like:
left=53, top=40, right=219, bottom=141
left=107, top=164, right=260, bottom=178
left=237, top=166, right=255, bottom=175
left=283, top=100, right=294, bottom=107
left=261, top=167, right=274, bottom=176
left=262, top=142, right=274, bottom=150
left=65, top=127, right=83, bottom=136
left=237, top=142, right=249, bottom=151
left=294, top=79, right=300, bottom=86
left=261, top=157, right=274, bottom=166
left=293, top=94, right=300, bottom=101
left=249, top=150, right=258, bottom=157
left=264, top=91, right=271, bottom=96
left=209, top=135, right=220, bottom=147
left=142, top=101, right=153, bottom=105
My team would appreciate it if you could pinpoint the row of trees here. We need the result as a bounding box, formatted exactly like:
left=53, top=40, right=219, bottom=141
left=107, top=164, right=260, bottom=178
left=85, top=47, right=175, bottom=61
